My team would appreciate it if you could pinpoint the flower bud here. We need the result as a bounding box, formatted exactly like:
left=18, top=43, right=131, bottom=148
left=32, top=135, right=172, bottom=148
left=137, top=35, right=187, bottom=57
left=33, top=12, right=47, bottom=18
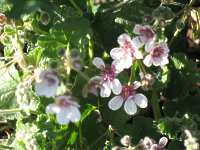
left=120, top=135, right=132, bottom=147
left=140, top=73, right=155, bottom=91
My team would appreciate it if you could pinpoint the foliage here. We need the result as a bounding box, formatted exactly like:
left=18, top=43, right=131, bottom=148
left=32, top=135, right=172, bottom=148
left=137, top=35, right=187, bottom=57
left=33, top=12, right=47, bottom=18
left=0, top=0, right=200, bottom=150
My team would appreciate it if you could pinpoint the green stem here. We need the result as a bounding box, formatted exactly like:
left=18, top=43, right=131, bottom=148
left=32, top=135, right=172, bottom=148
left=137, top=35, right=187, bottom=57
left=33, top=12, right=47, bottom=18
left=0, top=108, right=21, bottom=114
left=69, top=0, right=83, bottom=16
left=137, top=60, right=147, bottom=74
left=151, top=90, right=161, bottom=121
left=128, top=61, right=138, bottom=85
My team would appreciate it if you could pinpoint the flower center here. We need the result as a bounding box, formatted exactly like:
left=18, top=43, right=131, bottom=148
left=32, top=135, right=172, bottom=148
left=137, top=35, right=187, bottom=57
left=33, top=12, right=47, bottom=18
left=121, top=85, right=135, bottom=100
left=139, top=28, right=154, bottom=41
left=122, top=40, right=136, bottom=56
left=102, top=66, right=116, bottom=82
left=44, top=73, right=57, bottom=86
left=151, top=47, right=164, bottom=57
left=57, top=98, right=70, bottom=107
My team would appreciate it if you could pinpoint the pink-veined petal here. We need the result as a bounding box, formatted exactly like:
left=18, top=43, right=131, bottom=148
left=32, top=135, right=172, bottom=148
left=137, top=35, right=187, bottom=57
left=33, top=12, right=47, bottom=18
left=133, top=93, right=148, bottom=108
left=152, top=57, right=162, bottom=66
left=35, top=81, right=58, bottom=97
left=110, top=48, right=124, bottom=60
left=124, top=96, right=137, bottom=115
left=92, top=57, right=105, bottom=69
left=56, top=109, right=70, bottom=125
left=108, top=96, right=124, bottom=111
left=118, top=33, right=131, bottom=46
left=123, top=56, right=133, bottom=69
left=111, top=78, right=122, bottom=95
left=67, top=106, right=81, bottom=123
left=46, top=104, right=61, bottom=114
left=160, top=57, right=169, bottom=66
left=112, top=59, right=124, bottom=73
left=100, top=83, right=111, bottom=97
left=143, top=55, right=153, bottom=67
left=145, top=42, right=154, bottom=53
left=132, top=37, right=144, bottom=48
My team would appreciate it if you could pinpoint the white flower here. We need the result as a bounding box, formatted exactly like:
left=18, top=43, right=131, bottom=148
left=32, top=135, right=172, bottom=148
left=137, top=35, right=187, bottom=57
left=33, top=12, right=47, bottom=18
left=110, top=34, right=143, bottom=72
left=108, top=81, right=148, bottom=115
left=46, top=95, right=81, bottom=125
left=143, top=42, right=169, bottom=67
left=35, top=70, right=59, bottom=97
left=140, top=136, right=168, bottom=150
left=150, top=137, right=168, bottom=150
left=91, top=57, right=122, bottom=97
left=133, top=24, right=156, bottom=45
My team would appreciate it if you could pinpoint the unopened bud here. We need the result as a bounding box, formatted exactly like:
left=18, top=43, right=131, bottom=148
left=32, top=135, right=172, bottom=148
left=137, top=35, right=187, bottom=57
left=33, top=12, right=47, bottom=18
left=141, top=74, right=155, bottom=91
left=120, top=135, right=132, bottom=147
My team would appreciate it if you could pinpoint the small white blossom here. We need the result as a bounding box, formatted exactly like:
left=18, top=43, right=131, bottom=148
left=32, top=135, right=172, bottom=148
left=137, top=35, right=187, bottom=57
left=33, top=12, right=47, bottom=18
left=110, top=34, right=143, bottom=72
left=140, top=136, right=168, bottom=150
left=108, top=81, right=148, bottom=115
left=143, top=42, right=169, bottom=67
left=35, top=69, right=59, bottom=97
left=120, top=135, right=132, bottom=147
left=133, top=24, right=156, bottom=46
left=46, top=95, right=81, bottom=125
left=91, top=57, right=122, bottom=97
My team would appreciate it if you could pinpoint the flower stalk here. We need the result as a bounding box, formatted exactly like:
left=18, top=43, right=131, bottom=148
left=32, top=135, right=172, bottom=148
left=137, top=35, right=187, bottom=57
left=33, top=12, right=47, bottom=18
left=151, top=90, right=161, bottom=121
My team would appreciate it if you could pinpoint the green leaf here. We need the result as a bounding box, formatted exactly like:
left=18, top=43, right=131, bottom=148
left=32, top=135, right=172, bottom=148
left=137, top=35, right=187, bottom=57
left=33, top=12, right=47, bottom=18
left=0, top=63, right=19, bottom=109
left=67, top=131, right=78, bottom=145
left=80, top=104, right=96, bottom=124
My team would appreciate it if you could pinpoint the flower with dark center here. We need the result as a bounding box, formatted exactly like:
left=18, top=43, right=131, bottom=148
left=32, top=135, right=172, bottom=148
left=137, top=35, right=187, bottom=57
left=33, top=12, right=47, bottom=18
left=108, top=81, right=148, bottom=115
left=35, top=69, right=59, bottom=97
left=143, top=42, right=169, bottom=67
left=133, top=24, right=156, bottom=45
left=90, top=57, right=122, bottom=97
left=46, top=95, right=80, bottom=125
left=110, top=33, right=143, bottom=73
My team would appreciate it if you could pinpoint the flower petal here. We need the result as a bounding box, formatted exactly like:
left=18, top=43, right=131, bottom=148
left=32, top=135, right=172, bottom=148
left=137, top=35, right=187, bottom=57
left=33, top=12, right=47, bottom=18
left=133, top=24, right=143, bottom=34
left=67, top=106, right=81, bottom=123
left=56, top=109, right=70, bottom=125
left=152, top=57, right=162, bottom=66
left=132, top=37, right=144, bottom=48
left=108, top=96, right=124, bottom=111
left=110, top=48, right=124, bottom=60
left=35, top=81, right=58, bottom=97
left=133, top=81, right=141, bottom=89
left=124, top=97, right=137, bottom=115
left=158, top=137, right=168, bottom=148
left=160, top=57, right=169, bottom=66
left=123, top=56, right=133, bottom=69
left=145, top=42, right=154, bottom=53
left=134, top=93, right=148, bottom=108
left=100, top=83, right=111, bottom=97
left=46, top=104, right=61, bottom=114
left=112, top=59, right=125, bottom=73
left=92, top=57, right=105, bottom=69
left=118, top=33, right=131, bottom=46
left=111, top=79, right=122, bottom=95
left=143, top=55, right=153, bottom=67
left=134, top=50, right=143, bottom=59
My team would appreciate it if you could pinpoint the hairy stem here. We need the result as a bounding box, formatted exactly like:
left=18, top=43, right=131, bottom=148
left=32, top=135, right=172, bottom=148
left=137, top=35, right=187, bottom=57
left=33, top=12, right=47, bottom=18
left=151, top=90, right=161, bottom=121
